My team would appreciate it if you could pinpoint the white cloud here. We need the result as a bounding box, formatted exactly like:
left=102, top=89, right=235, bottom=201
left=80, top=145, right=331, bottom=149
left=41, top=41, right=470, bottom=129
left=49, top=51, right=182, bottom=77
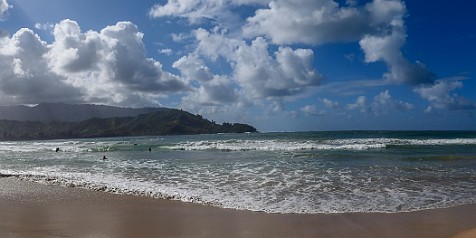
left=102, top=22, right=187, bottom=92
left=348, top=91, right=414, bottom=115
left=0, top=0, right=10, bottom=20
left=181, top=75, right=238, bottom=106
left=359, top=28, right=435, bottom=85
left=301, top=105, right=325, bottom=116
left=243, top=0, right=411, bottom=46
left=34, top=22, right=54, bottom=31
left=243, top=0, right=435, bottom=86
left=194, top=27, right=238, bottom=61
left=323, top=98, right=340, bottom=108
left=149, top=0, right=269, bottom=25
left=193, top=29, right=322, bottom=99
left=414, top=80, right=476, bottom=111
left=371, top=90, right=414, bottom=115
left=171, top=32, right=190, bottom=42
left=0, top=28, right=83, bottom=104
left=159, top=48, right=173, bottom=55
left=49, top=20, right=187, bottom=94
left=171, top=27, right=323, bottom=116
left=0, top=20, right=188, bottom=106
left=149, top=0, right=441, bottom=119
left=149, top=0, right=211, bottom=22
left=173, top=54, right=213, bottom=82
left=348, top=96, right=368, bottom=113
left=48, top=19, right=101, bottom=74
left=359, top=0, right=435, bottom=86
left=244, top=0, right=372, bottom=45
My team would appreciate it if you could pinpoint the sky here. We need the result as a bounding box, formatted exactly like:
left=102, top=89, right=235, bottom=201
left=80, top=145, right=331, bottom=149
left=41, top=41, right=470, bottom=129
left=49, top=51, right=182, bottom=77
left=0, top=0, right=475, bottom=131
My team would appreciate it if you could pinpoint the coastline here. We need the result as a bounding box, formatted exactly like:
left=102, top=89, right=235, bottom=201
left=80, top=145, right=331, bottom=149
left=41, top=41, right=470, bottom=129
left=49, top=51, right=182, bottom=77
left=1, top=177, right=476, bottom=238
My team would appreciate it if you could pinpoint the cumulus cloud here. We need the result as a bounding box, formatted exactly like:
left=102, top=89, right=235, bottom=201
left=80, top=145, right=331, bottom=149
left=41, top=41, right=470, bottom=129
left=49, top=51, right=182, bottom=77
left=323, top=98, right=340, bottom=108
left=242, top=0, right=436, bottom=86
left=0, top=0, right=10, bottom=20
left=48, top=20, right=101, bottom=74
left=347, top=90, right=413, bottom=115
left=0, top=19, right=188, bottom=106
left=414, top=80, right=476, bottom=112
left=244, top=0, right=373, bottom=45
left=371, top=90, right=414, bottom=115
left=99, top=22, right=187, bottom=93
left=181, top=75, right=238, bottom=106
left=193, top=28, right=322, bottom=99
left=243, top=0, right=412, bottom=45
left=301, top=105, right=326, bottom=116
left=47, top=20, right=188, bottom=100
left=0, top=28, right=83, bottom=104
left=169, top=26, right=323, bottom=117
left=148, top=0, right=442, bottom=120
left=348, top=96, right=369, bottom=113
left=359, top=0, right=435, bottom=86
left=34, top=22, right=54, bottom=31
left=173, top=54, right=213, bottom=82
left=159, top=48, right=173, bottom=55
left=359, top=27, right=435, bottom=85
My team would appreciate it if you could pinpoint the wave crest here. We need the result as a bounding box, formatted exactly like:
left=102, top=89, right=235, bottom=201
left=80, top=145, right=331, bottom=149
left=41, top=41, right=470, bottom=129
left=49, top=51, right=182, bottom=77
left=163, top=138, right=476, bottom=152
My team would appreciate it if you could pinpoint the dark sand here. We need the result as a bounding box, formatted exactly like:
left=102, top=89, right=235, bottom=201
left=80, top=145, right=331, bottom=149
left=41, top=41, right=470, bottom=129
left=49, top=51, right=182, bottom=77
left=1, top=177, right=476, bottom=238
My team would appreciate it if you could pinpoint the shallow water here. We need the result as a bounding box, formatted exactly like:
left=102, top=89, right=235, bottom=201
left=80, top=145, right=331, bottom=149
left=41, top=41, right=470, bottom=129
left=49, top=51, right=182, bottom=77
left=1, top=131, right=475, bottom=214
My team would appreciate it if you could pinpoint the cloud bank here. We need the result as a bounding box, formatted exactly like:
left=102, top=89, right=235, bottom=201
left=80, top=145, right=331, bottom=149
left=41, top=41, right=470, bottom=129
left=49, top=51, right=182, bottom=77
left=174, top=27, right=322, bottom=114
left=150, top=0, right=462, bottom=118
left=0, top=20, right=188, bottom=106
left=0, top=0, right=473, bottom=127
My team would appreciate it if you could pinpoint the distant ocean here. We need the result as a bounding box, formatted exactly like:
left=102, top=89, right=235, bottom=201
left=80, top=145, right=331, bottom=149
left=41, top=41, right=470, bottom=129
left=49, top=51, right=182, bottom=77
left=1, top=131, right=475, bottom=214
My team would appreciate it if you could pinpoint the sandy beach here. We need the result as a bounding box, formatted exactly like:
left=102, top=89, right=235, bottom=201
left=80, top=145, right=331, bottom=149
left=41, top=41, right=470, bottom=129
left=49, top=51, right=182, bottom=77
left=0, top=177, right=475, bottom=238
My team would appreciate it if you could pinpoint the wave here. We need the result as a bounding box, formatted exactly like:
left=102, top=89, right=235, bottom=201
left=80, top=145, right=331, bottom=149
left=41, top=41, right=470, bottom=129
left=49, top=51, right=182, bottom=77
left=162, top=138, right=476, bottom=152
left=0, top=140, right=123, bottom=153
left=2, top=169, right=475, bottom=214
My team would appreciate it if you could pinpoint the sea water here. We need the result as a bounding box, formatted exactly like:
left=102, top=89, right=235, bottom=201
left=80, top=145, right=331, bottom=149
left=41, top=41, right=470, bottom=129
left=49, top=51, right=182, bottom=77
left=1, top=131, right=475, bottom=214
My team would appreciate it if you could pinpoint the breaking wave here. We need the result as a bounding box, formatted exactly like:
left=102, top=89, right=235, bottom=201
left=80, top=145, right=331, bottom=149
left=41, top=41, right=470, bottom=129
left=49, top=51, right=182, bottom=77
left=162, top=138, right=476, bottom=152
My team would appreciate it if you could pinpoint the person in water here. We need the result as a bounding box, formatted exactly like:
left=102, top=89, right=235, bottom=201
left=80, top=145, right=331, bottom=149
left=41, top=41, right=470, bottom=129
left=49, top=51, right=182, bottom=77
left=102, top=155, right=107, bottom=160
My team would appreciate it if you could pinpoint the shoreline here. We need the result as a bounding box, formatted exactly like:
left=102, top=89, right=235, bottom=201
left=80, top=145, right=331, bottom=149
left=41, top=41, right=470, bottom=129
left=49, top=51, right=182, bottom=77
left=1, top=177, right=476, bottom=238
left=6, top=173, right=474, bottom=215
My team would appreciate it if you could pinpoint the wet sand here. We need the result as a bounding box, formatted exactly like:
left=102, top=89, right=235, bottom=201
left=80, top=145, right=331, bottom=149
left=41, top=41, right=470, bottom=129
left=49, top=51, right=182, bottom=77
left=1, top=177, right=476, bottom=238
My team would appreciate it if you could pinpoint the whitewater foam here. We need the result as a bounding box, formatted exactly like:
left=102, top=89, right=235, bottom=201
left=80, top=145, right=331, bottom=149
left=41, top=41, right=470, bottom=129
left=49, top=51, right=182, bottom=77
left=163, top=139, right=387, bottom=151
left=1, top=132, right=475, bottom=214
left=162, top=138, right=476, bottom=152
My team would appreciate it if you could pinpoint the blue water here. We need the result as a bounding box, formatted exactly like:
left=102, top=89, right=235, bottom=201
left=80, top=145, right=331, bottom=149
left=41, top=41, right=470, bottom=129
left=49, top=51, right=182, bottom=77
left=1, top=131, right=475, bottom=214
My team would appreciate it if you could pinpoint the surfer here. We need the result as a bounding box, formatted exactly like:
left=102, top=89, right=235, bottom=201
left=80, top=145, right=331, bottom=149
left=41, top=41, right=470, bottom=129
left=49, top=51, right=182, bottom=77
left=55, top=147, right=60, bottom=152
left=102, top=155, right=107, bottom=160
left=149, top=147, right=152, bottom=152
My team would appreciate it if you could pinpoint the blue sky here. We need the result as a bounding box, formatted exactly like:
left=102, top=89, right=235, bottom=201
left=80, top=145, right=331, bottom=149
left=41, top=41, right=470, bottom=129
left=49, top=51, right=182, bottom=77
left=0, top=0, right=475, bottom=131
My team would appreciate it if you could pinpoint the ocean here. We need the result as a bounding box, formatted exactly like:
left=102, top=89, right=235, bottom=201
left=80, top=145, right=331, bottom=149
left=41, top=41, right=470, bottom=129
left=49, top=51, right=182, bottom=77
left=1, top=131, right=475, bottom=214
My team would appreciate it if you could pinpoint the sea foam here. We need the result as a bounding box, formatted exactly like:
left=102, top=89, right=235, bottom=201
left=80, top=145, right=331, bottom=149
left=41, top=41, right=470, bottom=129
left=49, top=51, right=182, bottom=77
left=1, top=132, right=475, bottom=214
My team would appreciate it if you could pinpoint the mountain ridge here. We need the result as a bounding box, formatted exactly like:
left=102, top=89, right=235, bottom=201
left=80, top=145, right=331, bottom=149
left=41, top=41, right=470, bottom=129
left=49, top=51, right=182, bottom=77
left=0, top=103, right=163, bottom=122
left=0, top=104, right=257, bottom=140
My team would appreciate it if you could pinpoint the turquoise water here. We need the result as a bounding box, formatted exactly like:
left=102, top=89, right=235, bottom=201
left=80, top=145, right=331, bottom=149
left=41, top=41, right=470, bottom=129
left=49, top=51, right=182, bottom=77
left=1, top=131, right=475, bottom=214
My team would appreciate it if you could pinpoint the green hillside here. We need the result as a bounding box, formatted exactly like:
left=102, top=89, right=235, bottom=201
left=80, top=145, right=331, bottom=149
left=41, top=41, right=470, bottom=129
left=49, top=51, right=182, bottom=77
left=0, top=109, right=257, bottom=140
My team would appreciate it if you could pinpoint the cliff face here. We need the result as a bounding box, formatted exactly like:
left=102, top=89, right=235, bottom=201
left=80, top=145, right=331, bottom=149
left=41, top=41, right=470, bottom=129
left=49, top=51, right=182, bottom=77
left=0, top=106, right=257, bottom=140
